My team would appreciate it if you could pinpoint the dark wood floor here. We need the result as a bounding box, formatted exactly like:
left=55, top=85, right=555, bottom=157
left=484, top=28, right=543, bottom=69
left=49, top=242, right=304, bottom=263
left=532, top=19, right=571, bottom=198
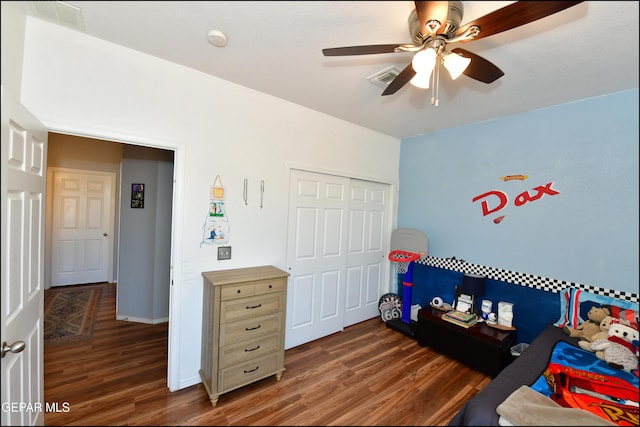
left=44, top=282, right=491, bottom=426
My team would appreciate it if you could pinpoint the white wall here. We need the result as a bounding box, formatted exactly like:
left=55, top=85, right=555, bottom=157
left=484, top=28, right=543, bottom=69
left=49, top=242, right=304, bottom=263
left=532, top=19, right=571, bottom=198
left=1, top=1, right=26, bottom=98
left=19, top=17, right=401, bottom=390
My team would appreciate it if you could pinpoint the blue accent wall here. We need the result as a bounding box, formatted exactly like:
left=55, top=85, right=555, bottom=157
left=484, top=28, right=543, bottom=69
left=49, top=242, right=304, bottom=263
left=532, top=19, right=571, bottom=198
left=398, top=90, right=638, bottom=295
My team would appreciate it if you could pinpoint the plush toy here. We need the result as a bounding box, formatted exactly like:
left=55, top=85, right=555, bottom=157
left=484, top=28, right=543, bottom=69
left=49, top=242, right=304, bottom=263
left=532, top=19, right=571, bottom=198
left=578, top=315, right=613, bottom=351
left=577, top=315, right=633, bottom=351
left=589, top=323, right=639, bottom=372
left=563, top=306, right=610, bottom=340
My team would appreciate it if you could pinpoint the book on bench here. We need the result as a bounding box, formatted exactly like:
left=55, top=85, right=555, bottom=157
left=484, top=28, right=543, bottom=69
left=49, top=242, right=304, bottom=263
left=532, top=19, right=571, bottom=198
left=442, top=310, right=478, bottom=328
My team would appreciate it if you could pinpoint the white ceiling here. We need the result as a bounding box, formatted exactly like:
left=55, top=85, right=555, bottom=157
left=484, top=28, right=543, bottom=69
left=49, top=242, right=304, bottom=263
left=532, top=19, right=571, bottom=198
left=23, top=1, right=639, bottom=139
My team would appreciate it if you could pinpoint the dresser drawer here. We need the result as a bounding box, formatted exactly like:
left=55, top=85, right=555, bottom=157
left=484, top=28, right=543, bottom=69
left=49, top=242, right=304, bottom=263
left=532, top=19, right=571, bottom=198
left=219, top=352, right=281, bottom=392
left=220, top=312, right=282, bottom=346
left=221, top=283, right=256, bottom=300
left=220, top=292, right=282, bottom=324
left=219, top=333, right=280, bottom=368
left=254, top=278, right=286, bottom=294
left=220, top=278, right=286, bottom=301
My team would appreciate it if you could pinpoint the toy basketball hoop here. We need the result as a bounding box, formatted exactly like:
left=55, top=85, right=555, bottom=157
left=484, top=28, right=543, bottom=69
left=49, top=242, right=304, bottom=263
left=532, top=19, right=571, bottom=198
left=388, top=250, right=422, bottom=324
left=388, top=250, right=421, bottom=274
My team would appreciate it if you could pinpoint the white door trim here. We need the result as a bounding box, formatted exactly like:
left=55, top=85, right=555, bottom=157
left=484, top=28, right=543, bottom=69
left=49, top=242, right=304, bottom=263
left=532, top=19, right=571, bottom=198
left=40, top=124, right=185, bottom=392
left=284, top=161, right=396, bottom=186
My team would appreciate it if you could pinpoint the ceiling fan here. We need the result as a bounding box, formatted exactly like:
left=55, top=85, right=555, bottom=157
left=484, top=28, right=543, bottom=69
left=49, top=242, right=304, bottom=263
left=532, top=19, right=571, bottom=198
left=322, top=1, right=583, bottom=105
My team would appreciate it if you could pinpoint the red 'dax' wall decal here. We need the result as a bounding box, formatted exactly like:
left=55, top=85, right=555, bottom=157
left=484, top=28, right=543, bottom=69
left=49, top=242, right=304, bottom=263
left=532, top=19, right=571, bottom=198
left=472, top=175, right=561, bottom=223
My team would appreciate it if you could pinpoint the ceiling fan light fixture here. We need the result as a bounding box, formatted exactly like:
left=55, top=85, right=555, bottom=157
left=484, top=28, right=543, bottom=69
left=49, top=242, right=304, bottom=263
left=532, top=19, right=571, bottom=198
left=411, top=48, right=436, bottom=74
left=410, top=72, right=431, bottom=89
left=443, top=52, right=471, bottom=80
left=322, top=0, right=584, bottom=105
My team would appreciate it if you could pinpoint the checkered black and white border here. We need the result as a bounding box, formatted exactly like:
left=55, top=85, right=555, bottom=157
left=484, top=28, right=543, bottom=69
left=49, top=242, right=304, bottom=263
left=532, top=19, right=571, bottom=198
left=416, top=256, right=639, bottom=303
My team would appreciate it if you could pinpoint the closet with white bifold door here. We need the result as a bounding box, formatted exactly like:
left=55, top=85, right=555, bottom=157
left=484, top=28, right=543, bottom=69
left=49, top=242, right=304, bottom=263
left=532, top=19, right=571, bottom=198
left=285, top=169, right=392, bottom=349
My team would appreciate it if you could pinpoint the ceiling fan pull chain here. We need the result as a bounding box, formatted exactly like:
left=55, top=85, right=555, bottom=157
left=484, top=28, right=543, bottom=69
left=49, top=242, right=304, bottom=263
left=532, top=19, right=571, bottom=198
left=430, top=61, right=435, bottom=105
left=432, top=56, right=440, bottom=106
left=436, top=59, right=440, bottom=106
left=437, top=58, right=441, bottom=106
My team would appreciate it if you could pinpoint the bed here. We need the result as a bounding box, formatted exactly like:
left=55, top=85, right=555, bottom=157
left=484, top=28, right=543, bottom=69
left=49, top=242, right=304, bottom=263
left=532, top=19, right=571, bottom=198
left=449, top=323, right=572, bottom=426
left=448, top=322, right=639, bottom=426
left=449, top=287, right=640, bottom=426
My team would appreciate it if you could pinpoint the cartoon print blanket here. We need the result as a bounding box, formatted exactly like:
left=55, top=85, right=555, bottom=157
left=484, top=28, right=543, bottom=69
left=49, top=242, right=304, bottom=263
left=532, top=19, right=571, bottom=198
left=530, top=341, right=639, bottom=426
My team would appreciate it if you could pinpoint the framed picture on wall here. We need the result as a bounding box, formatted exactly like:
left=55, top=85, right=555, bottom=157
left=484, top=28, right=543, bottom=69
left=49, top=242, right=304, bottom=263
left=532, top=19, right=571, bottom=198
left=131, top=183, right=144, bottom=208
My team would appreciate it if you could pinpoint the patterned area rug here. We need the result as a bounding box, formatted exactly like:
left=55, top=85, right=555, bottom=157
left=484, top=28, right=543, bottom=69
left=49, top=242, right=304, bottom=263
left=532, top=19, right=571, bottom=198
left=44, top=285, right=102, bottom=345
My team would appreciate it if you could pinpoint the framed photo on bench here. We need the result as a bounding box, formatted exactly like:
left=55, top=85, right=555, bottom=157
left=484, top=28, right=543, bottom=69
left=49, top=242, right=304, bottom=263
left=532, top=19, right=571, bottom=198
left=454, top=291, right=475, bottom=314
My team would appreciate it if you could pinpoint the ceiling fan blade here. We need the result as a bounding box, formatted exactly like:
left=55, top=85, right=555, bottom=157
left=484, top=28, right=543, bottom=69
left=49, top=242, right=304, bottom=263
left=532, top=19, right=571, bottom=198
left=322, top=44, right=404, bottom=56
left=455, top=1, right=583, bottom=43
left=451, top=48, right=504, bottom=84
left=381, top=64, right=416, bottom=96
left=451, top=48, right=504, bottom=83
left=414, top=1, right=450, bottom=35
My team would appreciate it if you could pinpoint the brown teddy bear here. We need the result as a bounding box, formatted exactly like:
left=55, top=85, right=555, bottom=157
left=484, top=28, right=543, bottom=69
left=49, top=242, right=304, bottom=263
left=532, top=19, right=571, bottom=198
left=563, top=306, right=610, bottom=340
left=579, top=316, right=631, bottom=351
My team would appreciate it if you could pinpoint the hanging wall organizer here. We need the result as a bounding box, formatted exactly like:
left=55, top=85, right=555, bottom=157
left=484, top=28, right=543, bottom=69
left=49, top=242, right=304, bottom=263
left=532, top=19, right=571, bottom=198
left=201, top=175, right=230, bottom=246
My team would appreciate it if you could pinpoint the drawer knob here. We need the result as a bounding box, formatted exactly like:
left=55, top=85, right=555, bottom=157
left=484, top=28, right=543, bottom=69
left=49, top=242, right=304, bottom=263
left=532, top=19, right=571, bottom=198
left=268, top=284, right=273, bottom=288
left=236, top=290, right=241, bottom=294
left=246, top=325, right=261, bottom=331
left=246, top=303, right=262, bottom=309
left=244, top=366, right=260, bottom=374
left=245, top=345, right=260, bottom=352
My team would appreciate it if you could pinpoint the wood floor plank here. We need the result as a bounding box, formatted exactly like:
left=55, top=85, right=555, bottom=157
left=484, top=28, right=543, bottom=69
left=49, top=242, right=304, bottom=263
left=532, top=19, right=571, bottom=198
left=45, top=282, right=490, bottom=425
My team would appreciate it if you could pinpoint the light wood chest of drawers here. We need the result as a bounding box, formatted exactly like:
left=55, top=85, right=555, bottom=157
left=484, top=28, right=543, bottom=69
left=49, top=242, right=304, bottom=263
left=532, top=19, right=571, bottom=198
left=200, top=265, right=289, bottom=406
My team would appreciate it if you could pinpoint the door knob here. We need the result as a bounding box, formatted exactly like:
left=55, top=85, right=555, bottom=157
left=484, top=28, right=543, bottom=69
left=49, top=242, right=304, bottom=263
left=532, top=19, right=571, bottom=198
left=1, top=341, right=26, bottom=358
left=103, top=233, right=108, bottom=236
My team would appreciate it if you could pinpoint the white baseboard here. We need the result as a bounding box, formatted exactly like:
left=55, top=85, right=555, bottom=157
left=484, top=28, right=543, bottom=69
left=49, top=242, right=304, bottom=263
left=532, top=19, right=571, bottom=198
left=115, top=315, right=168, bottom=324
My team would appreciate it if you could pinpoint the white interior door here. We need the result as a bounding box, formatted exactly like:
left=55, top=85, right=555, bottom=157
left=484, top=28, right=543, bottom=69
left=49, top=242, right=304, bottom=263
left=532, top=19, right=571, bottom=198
left=50, top=168, right=114, bottom=286
left=285, top=170, right=391, bottom=349
left=285, top=170, right=349, bottom=349
left=344, top=179, right=388, bottom=327
left=1, top=89, right=47, bottom=426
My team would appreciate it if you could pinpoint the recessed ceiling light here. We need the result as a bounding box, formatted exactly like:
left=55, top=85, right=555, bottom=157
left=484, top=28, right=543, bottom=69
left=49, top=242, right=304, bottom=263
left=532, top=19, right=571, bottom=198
left=207, top=30, right=228, bottom=48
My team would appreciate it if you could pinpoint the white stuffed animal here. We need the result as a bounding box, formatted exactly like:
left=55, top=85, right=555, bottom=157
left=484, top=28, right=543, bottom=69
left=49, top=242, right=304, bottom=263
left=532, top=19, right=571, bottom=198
left=589, top=323, right=639, bottom=372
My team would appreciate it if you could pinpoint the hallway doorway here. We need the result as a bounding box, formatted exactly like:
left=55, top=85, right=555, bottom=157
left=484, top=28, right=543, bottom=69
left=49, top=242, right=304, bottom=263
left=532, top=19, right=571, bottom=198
left=45, top=132, right=175, bottom=386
